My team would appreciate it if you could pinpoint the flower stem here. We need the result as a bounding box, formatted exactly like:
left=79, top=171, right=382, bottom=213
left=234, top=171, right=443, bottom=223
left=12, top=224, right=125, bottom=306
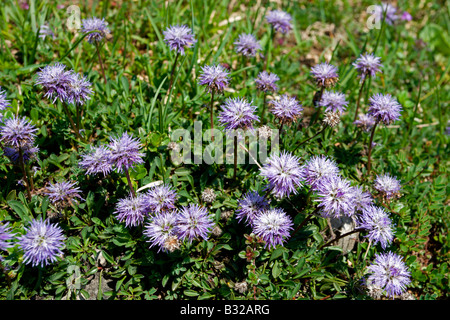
left=168, top=52, right=179, bottom=95
left=210, top=91, right=215, bottom=142
left=353, top=75, right=367, bottom=122
left=62, top=103, right=83, bottom=143
left=233, top=135, right=238, bottom=180
left=295, top=125, right=327, bottom=148
left=124, top=168, right=136, bottom=197
left=18, top=147, right=32, bottom=201
left=367, top=119, right=379, bottom=176
left=260, top=92, right=267, bottom=123
left=95, top=42, right=107, bottom=84
left=320, top=228, right=361, bottom=249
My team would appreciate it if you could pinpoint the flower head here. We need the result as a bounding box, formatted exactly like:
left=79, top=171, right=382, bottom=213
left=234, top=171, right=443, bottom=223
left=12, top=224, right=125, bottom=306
left=143, top=184, right=178, bottom=214
left=269, top=94, right=303, bottom=125
left=236, top=191, right=270, bottom=226
left=351, top=185, right=374, bottom=211
left=373, top=3, right=399, bottom=25
left=260, top=151, right=304, bottom=199
left=323, top=111, right=341, bottom=127
left=0, top=116, right=37, bottom=148
left=252, top=208, right=293, bottom=249
left=254, top=71, right=279, bottom=93
left=266, top=10, right=292, bottom=34
left=358, top=205, right=394, bottom=249
left=368, top=93, right=402, bottom=125
left=198, top=64, right=231, bottom=94
left=303, top=155, right=340, bottom=190
left=234, top=33, right=262, bottom=57
left=144, top=210, right=178, bottom=252
left=18, top=219, right=66, bottom=267
left=114, top=194, right=147, bottom=227
left=108, top=132, right=145, bottom=173
left=3, top=143, right=39, bottom=164
left=45, top=180, right=84, bottom=208
left=79, top=145, right=113, bottom=176
left=218, top=97, right=259, bottom=133
left=174, top=204, right=215, bottom=243
left=310, top=62, right=339, bottom=88
left=373, top=173, right=401, bottom=199
left=35, top=63, right=74, bottom=103
left=163, top=24, right=197, bottom=55
left=353, top=53, right=383, bottom=83
left=366, top=252, right=411, bottom=298
left=315, top=175, right=355, bottom=218
left=354, top=113, right=376, bottom=132
left=65, top=73, right=93, bottom=106
left=319, top=91, right=348, bottom=114
left=0, top=222, right=15, bottom=252
left=81, top=17, right=110, bottom=43
left=0, top=87, right=11, bottom=122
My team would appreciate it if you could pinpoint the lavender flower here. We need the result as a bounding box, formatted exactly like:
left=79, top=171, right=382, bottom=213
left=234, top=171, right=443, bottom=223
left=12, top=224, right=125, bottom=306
left=252, top=208, right=294, bottom=249
left=351, top=185, right=374, bottom=211
left=108, top=132, right=145, bottom=173
left=353, top=53, right=383, bottom=83
left=236, top=191, right=270, bottom=226
left=144, top=210, right=178, bottom=252
left=18, top=219, right=66, bottom=267
left=114, top=194, right=147, bottom=227
left=354, top=114, right=376, bottom=132
left=174, top=204, right=215, bottom=243
left=310, top=62, right=339, bottom=88
left=373, top=3, right=399, bottom=25
left=269, top=94, right=303, bottom=125
left=319, top=91, right=348, bottom=114
left=266, top=10, right=293, bottom=34
left=303, top=155, right=340, bottom=190
left=315, top=175, right=355, bottom=218
left=3, top=143, right=39, bottom=164
left=0, top=222, right=15, bottom=251
left=79, top=145, right=113, bottom=176
left=66, top=73, right=93, bottom=106
left=234, top=33, right=262, bottom=57
left=0, top=116, right=37, bottom=148
left=218, top=97, right=259, bottom=132
left=35, top=62, right=74, bottom=103
left=198, top=64, right=231, bottom=94
left=39, top=23, right=56, bottom=40
left=143, top=184, right=178, bottom=214
left=81, top=17, right=110, bottom=43
left=358, top=205, right=394, bottom=249
left=368, top=93, right=402, bottom=125
left=366, top=251, right=411, bottom=298
left=163, top=24, right=197, bottom=55
left=45, top=180, right=84, bottom=208
left=401, top=11, right=412, bottom=21
left=254, top=71, right=279, bottom=93
left=260, top=151, right=304, bottom=199
left=374, top=173, right=401, bottom=199
left=0, top=87, right=11, bottom=122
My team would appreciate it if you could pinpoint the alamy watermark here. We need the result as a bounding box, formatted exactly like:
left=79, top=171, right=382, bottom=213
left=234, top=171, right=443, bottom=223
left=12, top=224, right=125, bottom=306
left=169, top=121, right=280, bottom=166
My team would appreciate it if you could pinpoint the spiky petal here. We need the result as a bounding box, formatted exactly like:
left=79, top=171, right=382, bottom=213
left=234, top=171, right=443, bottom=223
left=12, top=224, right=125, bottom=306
left=252, top=208, right=294, bottom=249
left=163, top=24, right=197, bottom=55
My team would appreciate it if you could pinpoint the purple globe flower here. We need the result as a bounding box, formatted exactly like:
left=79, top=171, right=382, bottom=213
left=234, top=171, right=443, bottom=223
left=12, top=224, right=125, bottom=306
left=373, top=173, right=401, bottom=199
left=373, top=3, right=399, bottom=25
left=0, top=222, right=15, bottom=252
left=35, top=62, right=74, bottom=103
left=366, top=251, right=411, bottom=298
left=79, top=145, right=113, bottom=176
left=18, top=219, right=66, bottom=267
left=0, top=87, right=11, bottom=123
left=260, top=151, right=304, bottom=199
left=353, top=53, right=383, bottom=83
left=142, top=184, right=178, bottom=214
left=218, top=97, right=260, bottom=133
left=81, top=17, right=110, bottom=43
left=66, top=73, right=93, bottom=106
left=234, top=33, right=262, bottom=57
left=269, top=94, right=303, bottom=124
left=108, top=132, right=145, bottom=173
left=266, top=10, right=292, bottom=34
left=3, top=143, right=39, bottom=164
left=254, top=71, right=279, bottom=93
left=310, top=62, right=339, bottom=88
left=0, top=116, right=37, bottom=148
left=315, top=175, right=355, bottom=218
left=358, top=205, right=394, bottom=249
left=368, top=93, right=402, bottom=125
left=174, top=204, right=215, bottom=243
left=114, top=194, right=147, bottom=227
left=236, top=191, right=270, bottom=226
left=351, top=185, right=374, bottom=211
left=163, top=24, right=197, bottom=55
left=144, top=210, right=178, bottom=252
left=354, top=113, right=376, bottom=132
left=45, top=180, right=84, bottom=208
left=198, top=64, right=231, bottom=94
left=319, top=90, right=348, bottom=114
left=303, top=155, right=340, bottom=190
left=252, top=208, right=294, bottom=249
